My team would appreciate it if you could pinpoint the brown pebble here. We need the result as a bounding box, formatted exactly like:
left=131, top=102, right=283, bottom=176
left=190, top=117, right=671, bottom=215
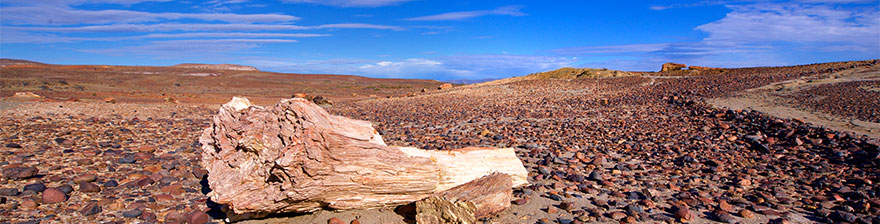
left=20, top=199, right=38, bottom=209
left=673, top=205, right=694, bottom=222
left=79, top=182, right=101, bottom=193
left=42, top=188, right=67, bottom=204
left=739, top=209, right=754, bottom=218
left=328, top=217, right=345, bottom=224
left=186, top=211, right=210, bottom=224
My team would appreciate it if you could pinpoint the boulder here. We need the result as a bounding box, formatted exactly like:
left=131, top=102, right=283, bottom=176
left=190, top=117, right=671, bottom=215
left=438, top=83, right=453, bottom=90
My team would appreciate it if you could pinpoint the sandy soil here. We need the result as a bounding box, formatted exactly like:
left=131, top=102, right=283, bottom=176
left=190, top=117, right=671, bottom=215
left=710, top=65, right=880, bottom=138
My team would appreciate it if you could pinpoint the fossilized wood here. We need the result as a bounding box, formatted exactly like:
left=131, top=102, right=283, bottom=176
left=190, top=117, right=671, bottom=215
left=199, top=97, right=528, bottom=217
left=398, top=147, right=528, bottom=191
left=415, top=173, right=513, bottom=224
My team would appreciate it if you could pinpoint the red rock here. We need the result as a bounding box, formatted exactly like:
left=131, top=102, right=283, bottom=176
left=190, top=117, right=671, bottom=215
left=328, top=217, right=345, bottom=224
left=42, top=188, right=67, bottom=204
left=673, top=205, right=694, bottom=222
left=739, top=209, right=754, bottom=218
left=186, top=211, right=210, bottom=224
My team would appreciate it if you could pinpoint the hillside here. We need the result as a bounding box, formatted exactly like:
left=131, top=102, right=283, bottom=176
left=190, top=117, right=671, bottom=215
left=171, top=63, right=260, bottom=71
left=0, top=59, right=46, bottom=66
left=0, top=59, right=446, bottom=105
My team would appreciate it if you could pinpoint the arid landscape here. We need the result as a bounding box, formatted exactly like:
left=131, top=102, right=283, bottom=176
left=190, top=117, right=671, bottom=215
left=1, top=59, right=878, bottom=224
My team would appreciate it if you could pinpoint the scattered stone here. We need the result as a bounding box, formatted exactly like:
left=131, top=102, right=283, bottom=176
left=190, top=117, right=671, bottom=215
left=673, top=205, right=694, bottom=222
left=3, top=167, right=38, bottom=180
left=41, top=188, right=67, bottom=204
left=79, top=202, right=102, bottom=216
left=79, top=182, right=101, bottom=193
left=23, top=183, right=46, bottom=193
left=739, top=209, right=754, bottom=218
left=328, top=217, right=345, bottom=224
left=0, top=188, right=19, bottom=196
left=186, top=211, right=210, bottom=224
left=122, top=209, right=142, bottom=218
left=73, top=174, right=97, bottom=183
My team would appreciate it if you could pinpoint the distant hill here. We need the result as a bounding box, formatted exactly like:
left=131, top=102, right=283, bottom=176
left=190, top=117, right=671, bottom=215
left=172, top=63, right=259, bottom=71
left=523, top=67, right=633, bottom=79
left=443, top=78, right=498, bottom=84
left=476, top=67, right=634, bottom=86
left=0, top=59, right=46, bottom=66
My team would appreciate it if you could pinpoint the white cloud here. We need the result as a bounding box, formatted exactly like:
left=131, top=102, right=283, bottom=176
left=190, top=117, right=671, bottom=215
left=404, top=5, right=526, bottom=21
left=550, top=43, right=673, bottom=55
left=6, top=23, right=402, bottom=32
left=82, top=39, right=298, bottom=56
left=0, top=6, right=299, bottom=25
left=556, top=1, right=879, bottom=71
left=246, top=54, right=576, bottom=79
left=696, top=3, right=879, bottom=45
left=282, top=0, right=411, bottom=7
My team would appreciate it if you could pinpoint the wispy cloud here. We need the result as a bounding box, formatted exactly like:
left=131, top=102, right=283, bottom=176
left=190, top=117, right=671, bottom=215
left=696, top=3, right=879, bottom=46
left=6, top=23, right=403, bottom=32
left=556, top=1, right=879, bottom=71
left=247, top=54, right=576, bottom=79
left=82, top=39, right=298, bottom=56
left=404, top=5, right=526, bottom=21
left=281, top=0, right=411, bottom=7
left=550, top=43, right=672, bottom=55
left=0, top=6, right=298, bottom=25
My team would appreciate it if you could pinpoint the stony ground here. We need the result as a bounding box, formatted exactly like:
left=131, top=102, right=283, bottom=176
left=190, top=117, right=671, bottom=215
left=1, top=60, right=878, bottom=224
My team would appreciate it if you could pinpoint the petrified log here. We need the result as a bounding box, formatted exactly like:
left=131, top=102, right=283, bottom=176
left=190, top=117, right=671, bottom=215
left=199, top=97, right=527, bottom=217
left=415, top=173, right=513, bottom=224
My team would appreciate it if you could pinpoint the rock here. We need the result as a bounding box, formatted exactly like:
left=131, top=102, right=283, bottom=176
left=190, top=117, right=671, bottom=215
left=79, top=182, right=101, bottom=193
left=23, top=183, right=46, bottom=193
left=103, top=180, right=118, bottom=188
left=104, top=97, right=117, bottom=103
left=673, top=205, right=694, bottom=222
left=20, top=199, right=37, bottom=209
left=661, top=62, right=687, bottom=72
left=79, top=202, right=102, bottom=216
left=512, top=198, right=528, bottom=205
left=714, top=211, right=736, bottom=223
left=739, top=209, right=754, bottom=218
left=718, top=200, right=735, bottom=212
left=56, top=184, right=73, bottom=194
left=588, top=170, right=603, bottom=181
left=415, top=173, right=514, bottom=223
left=5, top=143, right=22, bottom=148
left=311, top=95, right=333, bottom=105
left=13, top=92, right=42, bottom=98
left=122, top=209, right=142, bottom=218
left=186, top=211, right=210, bottom=224
left=73, top=174, right=98, bottom=184
left=350, top=219, right=361, bottom=224
left=560, top=201, right=575, bottom=211
left=164, top=210, right=187, bottom=223
left=3, top=167, right=39, bottom=180
left=41, top=188, right=67, bottom=204
left=829, top=211, right=857, bottom=223
left=328, top=217, right=345, bottom=224
left=0, top=188, right=19, bottom=196
left=610, top=211, right=627, bottom=220
left=438, top=83, right=453, bottom=90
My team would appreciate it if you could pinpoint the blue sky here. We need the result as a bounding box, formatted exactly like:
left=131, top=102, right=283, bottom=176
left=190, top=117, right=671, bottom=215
left=1, top=0, right=878, bottom=80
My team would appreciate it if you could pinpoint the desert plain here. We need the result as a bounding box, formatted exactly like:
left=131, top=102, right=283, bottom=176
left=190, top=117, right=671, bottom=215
left=1, top=59, right=878, bottom=224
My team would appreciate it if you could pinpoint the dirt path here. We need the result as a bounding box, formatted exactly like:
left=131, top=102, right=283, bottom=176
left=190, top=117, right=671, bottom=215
left=710, top=65, right=880, bottom=138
